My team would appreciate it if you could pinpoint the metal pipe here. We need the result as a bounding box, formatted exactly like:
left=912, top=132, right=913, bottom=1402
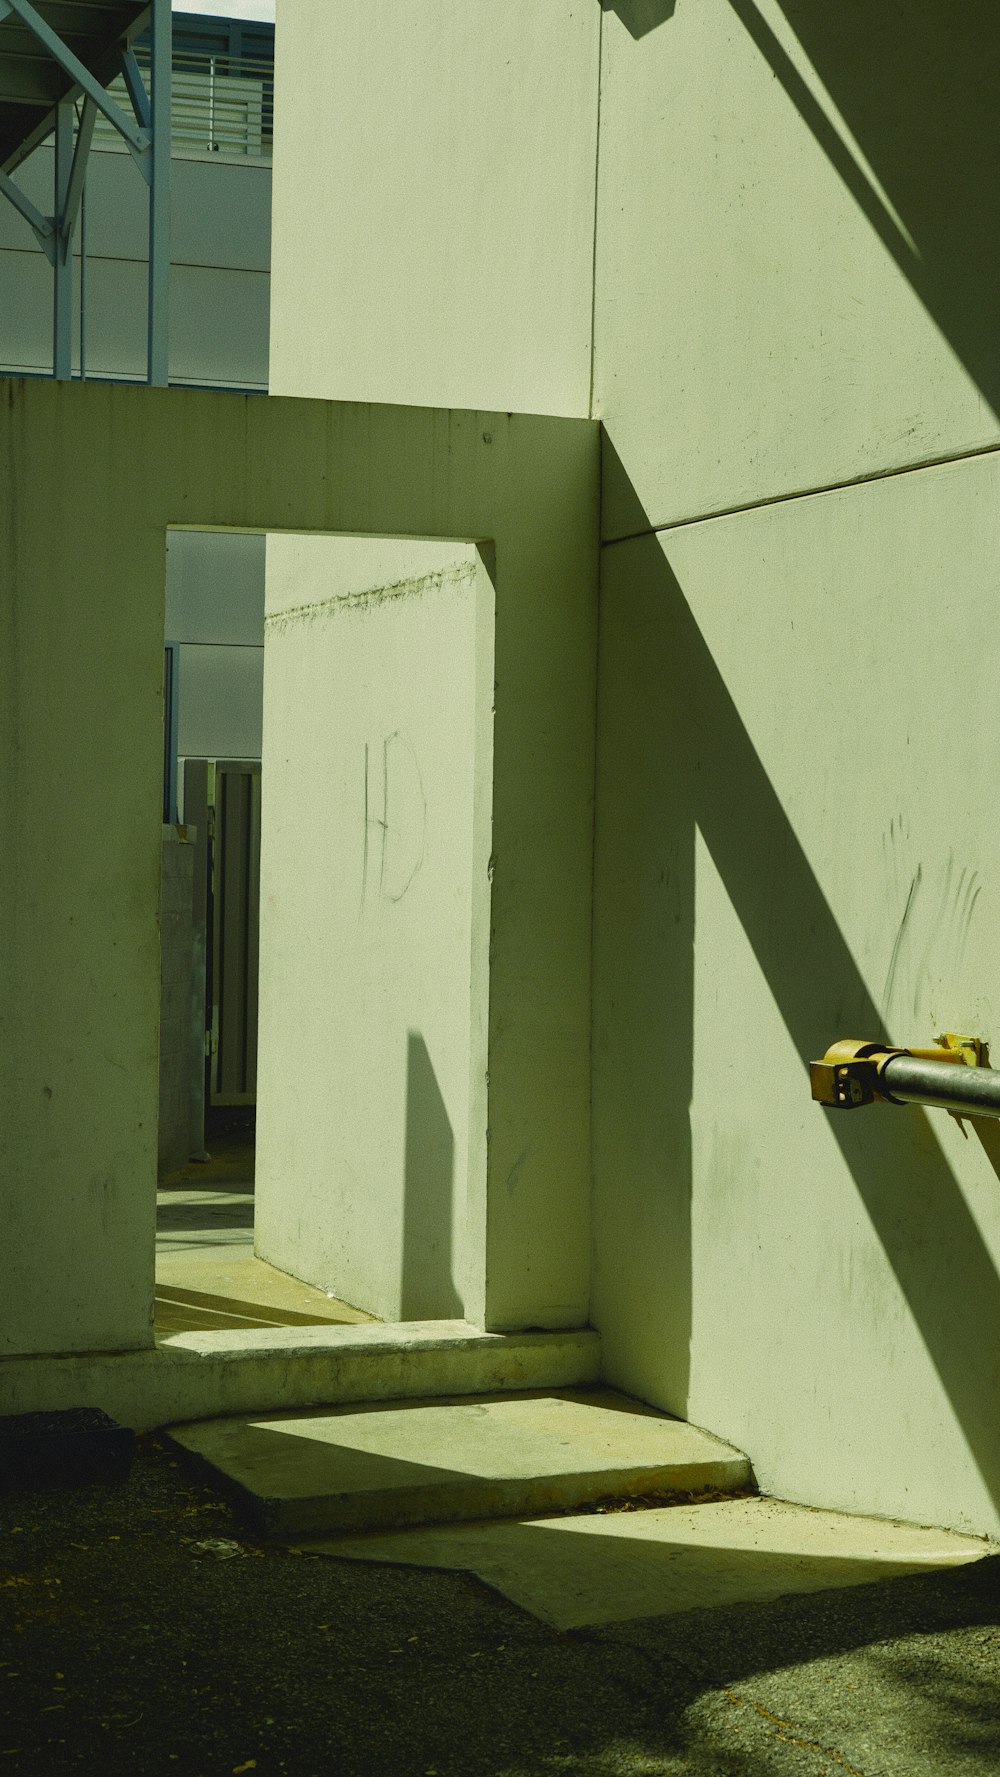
left=879, top=1053, right=1000, bottom=1120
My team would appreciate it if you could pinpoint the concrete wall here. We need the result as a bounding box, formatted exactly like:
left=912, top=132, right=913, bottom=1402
left=263, top=0, right=1000, bottom=1533
left=0, top=380, right=597, bottom=1357
left=269, top=0, right=600, bottom=414
left=255, top=538, right=488, bottom=1321
left=254, top=478, right=599, bottom=1333
left=262, top=2, right=602, bottom=1329
left=590, top=0, right=1000, bottom=1536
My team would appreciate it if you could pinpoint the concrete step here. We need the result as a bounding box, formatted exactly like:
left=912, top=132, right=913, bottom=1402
left=302, top=1497, right=994, bottom=1631
left=163, top=1386, right=753, bottom=1539
left=2, top=1322, right=600, bottom=1433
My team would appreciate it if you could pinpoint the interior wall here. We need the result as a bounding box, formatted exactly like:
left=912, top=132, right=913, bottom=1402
left=254, top=537, right=489, bottom=1322
left=591, top=0, right=1000, bottom=1535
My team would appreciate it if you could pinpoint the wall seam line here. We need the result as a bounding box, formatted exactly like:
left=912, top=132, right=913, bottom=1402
left=602, top=436, right=1000, bottom=545
left=587, top=6, right=603, bottom=422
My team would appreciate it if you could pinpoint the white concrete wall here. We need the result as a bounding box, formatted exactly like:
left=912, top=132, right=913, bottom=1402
left=269, top=0, right=600, bottom=414
left=254, top=461, right=599, bottom=1334
left=590, top=0, right=1000, bottom=1535
left=594, top=0, right=1000, bottom=532
left=255, top=538, right=488, bottom=1321
left=257, top=0, right=1000, bottom=1530
left=262, top=1, right=602, bottom=1330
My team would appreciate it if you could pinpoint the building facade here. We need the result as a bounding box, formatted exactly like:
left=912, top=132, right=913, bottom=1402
left=258, top=0, right=1000, bottom=1537
left=3, top=0, right=1000, bottom=1544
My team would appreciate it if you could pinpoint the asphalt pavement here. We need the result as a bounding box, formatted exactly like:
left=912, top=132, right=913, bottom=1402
left=2, top=1436, right=999, bottom=1777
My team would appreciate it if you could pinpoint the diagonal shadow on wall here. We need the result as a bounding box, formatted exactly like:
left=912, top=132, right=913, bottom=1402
left=602, top=1, right=1000, bottom=425
left=724, top=0, right=1000, bottom=424
left=594, top=438, right=1000, bottom=1511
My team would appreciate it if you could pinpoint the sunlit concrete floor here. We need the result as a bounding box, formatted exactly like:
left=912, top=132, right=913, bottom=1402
left=155, top=1121, right=372, bottom=1337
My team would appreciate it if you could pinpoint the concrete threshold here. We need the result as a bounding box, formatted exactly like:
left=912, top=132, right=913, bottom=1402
left=162, top=1387, right=752, bottom=1538
left=0, top=1322, right=600, bottom=1433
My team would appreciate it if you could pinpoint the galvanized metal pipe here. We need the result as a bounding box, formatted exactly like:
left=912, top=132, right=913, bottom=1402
left=880, top=1054, right=1000, bottom=1119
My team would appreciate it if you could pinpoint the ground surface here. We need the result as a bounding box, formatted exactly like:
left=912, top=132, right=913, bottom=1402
left=156, top=1118, right=370, bottom=1335
left=2, top=1438, right=1000, bottom=1776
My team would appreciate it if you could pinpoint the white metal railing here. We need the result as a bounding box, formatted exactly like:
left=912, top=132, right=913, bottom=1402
left=93, top=49, right=273, bottom=161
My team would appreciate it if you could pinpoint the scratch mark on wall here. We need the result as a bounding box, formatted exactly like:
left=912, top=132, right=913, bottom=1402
left=505, top=1149, right=529, bottom=1198
left=361, top=731, right=427, bottom=909
left=880, top=831, right=984, bottom=1028
left=361, top=740, right=370, bottom=914
left=882, top=865, right=921, bottom=1022
left=383, top=732, right=427, bottom=904
left=380, top=736, right=390, bottom=898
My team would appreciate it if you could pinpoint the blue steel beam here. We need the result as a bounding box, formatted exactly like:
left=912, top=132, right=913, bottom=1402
left=5, top=0, right=151, bottom=169
left=0, top=167, right=55, bottom=259
left=146, top=0, right=170, bottom=385
left=52, top=97, right=72, bottom=377
left=120, top=45, right=151, bottom=130
left=63, top=95, right=96, bottom=235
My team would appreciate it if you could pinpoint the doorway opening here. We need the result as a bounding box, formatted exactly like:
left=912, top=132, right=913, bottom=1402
left=155, top=528, right=488, bottom=1338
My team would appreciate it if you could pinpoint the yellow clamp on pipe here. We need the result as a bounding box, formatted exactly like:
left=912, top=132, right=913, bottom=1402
left=809, top=1034, right=985, bottom=1111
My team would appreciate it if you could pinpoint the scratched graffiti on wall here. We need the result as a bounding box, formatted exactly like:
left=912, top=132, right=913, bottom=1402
left=362, top=731, right=427, bottom=908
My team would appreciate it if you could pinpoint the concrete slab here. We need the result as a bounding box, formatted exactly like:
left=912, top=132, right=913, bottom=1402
left=155, top=1189, right=255, bottom=1258
left=154, top=1179, right=374, bottom=1334
left=155, top=1253, right=372, bottom=1336
left=163, top=1388, right=751, bottom=1538
left=303, top=1495, right=995, bottom=1630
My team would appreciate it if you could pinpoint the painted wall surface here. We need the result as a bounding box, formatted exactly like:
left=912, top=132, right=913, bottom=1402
left=0, top=147, right=270, bottom=387
left=591, top=3, right=1000, bottom=1534
left=0, top=380, right=597, bottom=1355
left=255, top=538, right=487, bottom=1321
left=268, top=0, right=599, bottom=415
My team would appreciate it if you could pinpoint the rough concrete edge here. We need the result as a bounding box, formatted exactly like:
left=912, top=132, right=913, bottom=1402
left=212, top=1459, right=756, bottom=1542
left=0, top=1326, right=602, bottom=1433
